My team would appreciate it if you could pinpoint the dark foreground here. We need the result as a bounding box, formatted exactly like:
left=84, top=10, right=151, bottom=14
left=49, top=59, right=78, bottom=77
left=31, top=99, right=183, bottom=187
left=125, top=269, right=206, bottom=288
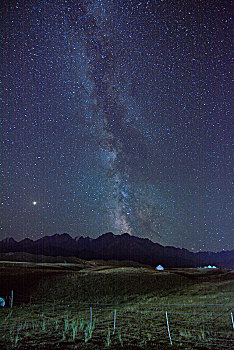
left=0, top=261, right=233, bottom=349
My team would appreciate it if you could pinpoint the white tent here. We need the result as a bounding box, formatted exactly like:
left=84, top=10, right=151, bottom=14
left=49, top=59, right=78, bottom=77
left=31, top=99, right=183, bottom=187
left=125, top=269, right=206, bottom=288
left=156, top=265, right=164, bottom=271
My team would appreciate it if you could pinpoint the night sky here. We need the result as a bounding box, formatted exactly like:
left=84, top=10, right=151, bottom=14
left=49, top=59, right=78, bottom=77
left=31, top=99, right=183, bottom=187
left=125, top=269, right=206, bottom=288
left=2, top=0, right=232, bottom=252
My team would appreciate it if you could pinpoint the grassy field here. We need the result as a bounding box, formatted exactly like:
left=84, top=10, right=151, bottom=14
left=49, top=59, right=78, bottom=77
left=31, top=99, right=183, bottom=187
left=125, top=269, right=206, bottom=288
left=0, top=261, right=233, bottom=349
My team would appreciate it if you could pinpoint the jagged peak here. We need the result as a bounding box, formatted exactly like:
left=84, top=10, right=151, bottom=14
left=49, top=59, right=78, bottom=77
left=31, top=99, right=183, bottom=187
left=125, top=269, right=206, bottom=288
left=21, top=238, right=33, bottom=242
left=52, top=233, right=71, bottom=238
left=2, top=237, right=17, bottom=243
left=96, top=232, right=115, bottom=241
left=60, top=232, right=71, bottom=238
left=101, top=232, right=115, bottom=237
left=120, top=232, right=131, bottom=239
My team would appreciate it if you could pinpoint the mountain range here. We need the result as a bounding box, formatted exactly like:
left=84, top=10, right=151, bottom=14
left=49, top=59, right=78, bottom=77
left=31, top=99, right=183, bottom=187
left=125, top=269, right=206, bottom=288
left=0, top=232, right=233, bottom=268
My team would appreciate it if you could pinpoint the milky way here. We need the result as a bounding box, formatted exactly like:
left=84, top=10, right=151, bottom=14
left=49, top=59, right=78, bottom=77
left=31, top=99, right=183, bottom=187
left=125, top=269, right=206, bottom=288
left=2, top=0, right=232, bottom=252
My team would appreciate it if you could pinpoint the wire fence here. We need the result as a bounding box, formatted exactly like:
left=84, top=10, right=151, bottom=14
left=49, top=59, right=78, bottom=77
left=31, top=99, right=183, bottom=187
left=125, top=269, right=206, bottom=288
left=1, top=293, right=233, bottom=349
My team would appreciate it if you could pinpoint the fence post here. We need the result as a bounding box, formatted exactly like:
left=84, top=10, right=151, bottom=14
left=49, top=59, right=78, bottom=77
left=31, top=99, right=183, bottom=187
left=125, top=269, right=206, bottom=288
left=202, top=316, right=205, bottom=339
left=231, top=312, right=234, bottom=329
left=10, top=290, right=13, bottom=308
left=90, top=307, right=92, bottom=329
left=139, top=305, right=142, bottom=340
left=166, top=311, right=172, bottom=345
left=113, top=309, right=116, bottom=335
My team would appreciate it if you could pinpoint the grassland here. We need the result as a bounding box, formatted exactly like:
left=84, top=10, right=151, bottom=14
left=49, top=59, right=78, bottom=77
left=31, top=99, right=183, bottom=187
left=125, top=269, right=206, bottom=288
left=0, top=260, right=233, bottom=349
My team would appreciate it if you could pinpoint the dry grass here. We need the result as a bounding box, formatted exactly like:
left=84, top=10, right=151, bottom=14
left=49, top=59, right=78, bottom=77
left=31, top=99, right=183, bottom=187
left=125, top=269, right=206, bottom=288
left=0, top=263, right=233, bottom=349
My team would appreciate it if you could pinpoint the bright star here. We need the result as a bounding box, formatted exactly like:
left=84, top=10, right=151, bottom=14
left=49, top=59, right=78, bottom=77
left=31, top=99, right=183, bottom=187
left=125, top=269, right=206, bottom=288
left=32, top=201, right=37, bottom=205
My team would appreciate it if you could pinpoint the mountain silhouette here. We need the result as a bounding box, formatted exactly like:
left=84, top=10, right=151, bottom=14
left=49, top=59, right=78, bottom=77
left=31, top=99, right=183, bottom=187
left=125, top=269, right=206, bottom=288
left=0, top=233, right=233, bottom=268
